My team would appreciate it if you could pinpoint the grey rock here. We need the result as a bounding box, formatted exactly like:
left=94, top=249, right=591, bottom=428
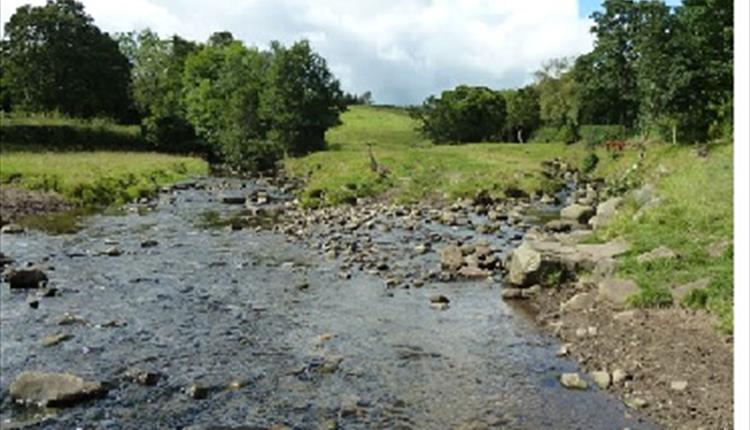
left=440, top=245, right=464, bottom=273
left=561, top=292, right=596, bottom=312
left=707, top=240, right=731, bottom=258
left=591, top=371, right=611, bottom=389
left=1, top=223, right=25, bottom=234
left=41, top=333, right=73, bottom=347
left=612, top=369, right=629, bottom=384
left=140, top=239, right=159, bottom=248
left=429, top=294, right=450, bottom=304
left=589, top=197, right=623, bottom=230
left=505, top=242, right=559, bottom=287
left=632, top=184, right=656, bottom=207
left=501, top=288, right=525, bottom=300
left=672, top=278, right=710, bottom=303
left=636, top=246, right=678, bottom=263
left=598, top=278, right=639, bottom=307
left=125, top=369, right=162, bottom=386
left=560, top=204, right=596, bottom=224
left=560, top=373, right=588, bottom=390
left=9, top=371, right=106, bottom=407
left=6, top=267, right=48, bottom=289
left=670, top=380, right=688, bottom=391
left=186, top=383, right=209, bottom=399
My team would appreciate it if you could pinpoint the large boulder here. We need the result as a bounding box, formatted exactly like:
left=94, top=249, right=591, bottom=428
left=672, top=278, right=710, bottom=303
left=9, top=371, right=107, bottom=407
left=505, top=242, right=560, bottom=287
left=597, top=278, right=639, bottom=307
left=636, top=246, right=679, bottom=263
left=5, top=267, right=48, bottom=289
left=589, top=197, right=623, bottom=230
left=560, top=204, right=596, bottom=224
left=439, top=245, right=464, bottom=273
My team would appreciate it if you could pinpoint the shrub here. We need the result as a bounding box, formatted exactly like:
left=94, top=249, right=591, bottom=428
left=581, top=152, right=599, bottom=174
left=416, top=85, right=507, bottom=144
left=579, top=124, right=628, bottom=148
left=529, top=125, right=577, bottom=143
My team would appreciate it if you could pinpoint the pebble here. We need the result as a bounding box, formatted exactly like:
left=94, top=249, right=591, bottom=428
left=41, top=333, right=73, bottom=347
left=560, top=373, right=588, bottom=390
left=670, top=380, right=688, bottom=391
left=590, top=371, right=611, bottom=389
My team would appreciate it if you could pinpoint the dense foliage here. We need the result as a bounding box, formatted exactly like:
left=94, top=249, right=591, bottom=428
left=1, top=0, right=131, bottom=120
left=1, top=1, right=345, bottom=171
left=415, top=0, right=733, bottom=145
left=415, top=85, right=507, bottom=143
left=1, top=0, right=734, bottom=162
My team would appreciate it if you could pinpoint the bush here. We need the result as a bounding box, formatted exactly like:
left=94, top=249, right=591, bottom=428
left=579, top=125, right=628, bottom=147
left=219, top=136, right=284, bottom=173
left=530, top=125, right=577, bottom=143
left=581, top=152, right=599, bottom=174
left=416, top=85, right=507, bottom=144
left=529, top=126, right=560, bottom=143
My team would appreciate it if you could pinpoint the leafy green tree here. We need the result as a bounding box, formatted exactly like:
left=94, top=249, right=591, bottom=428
left=503, top=85, right=540, bottom=142
left=183, top=39, right=278, bottom=169
left=260, top=40, right=345, bottom=154
left=583, top=0, right=641, bottom=127
left=2, top=0, right=131, bottom=119
left=416, top=85, right=507, bottom=144
left=665, top=0, right=733, bottom=141
left=535, top=58, right=580, bottom=141
left=122, top=29, right=199, bottom=150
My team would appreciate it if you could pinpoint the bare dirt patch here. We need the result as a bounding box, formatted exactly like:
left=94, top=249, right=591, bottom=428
left=0, top=186, right=71, bottom=224
left=521, top=283, right=733, bottom=430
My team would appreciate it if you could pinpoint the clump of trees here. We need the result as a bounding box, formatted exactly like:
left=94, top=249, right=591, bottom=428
left=416, top=0, right=733, bottom=145
left=1, top=0, right=346, bottom=171
left=414, top=85, right=507, bottom=143
left=0, top=0, right=132, bottom=121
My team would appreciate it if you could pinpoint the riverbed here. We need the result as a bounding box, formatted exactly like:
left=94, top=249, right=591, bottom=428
left=0, top=178, right=659, bottom=429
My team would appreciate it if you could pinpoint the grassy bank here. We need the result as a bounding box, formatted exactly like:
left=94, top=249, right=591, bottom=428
left=0, top=151, right=207, bottom=206
left=285, top=106, right=587, bottom=207
left=588, top=142, right=733, bottom=331
left=287, top=105, right=733, bottom=330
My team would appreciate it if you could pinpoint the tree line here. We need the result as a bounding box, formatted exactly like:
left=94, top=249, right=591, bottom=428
left=0, top=0, right=733, bottom=170
left=415, top=0, right=733, bottom=145
left=1, top=0, right=347, bottom=171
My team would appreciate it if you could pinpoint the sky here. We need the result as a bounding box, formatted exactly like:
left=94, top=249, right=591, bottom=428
left=0, top=0, right=679, bottom=105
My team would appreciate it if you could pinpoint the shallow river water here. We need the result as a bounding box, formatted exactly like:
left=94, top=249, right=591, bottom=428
left=0, top=179, right=659, bottom=429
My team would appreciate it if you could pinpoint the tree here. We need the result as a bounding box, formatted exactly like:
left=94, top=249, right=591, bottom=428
left=535, top=58, right=580, bottom=141
left=122, top=29, right=199, bottom=150
left=2, top=0, right=131, bottom=119
left=503, top=85, right=540, bottom=143
left=665, top=0, right=733, bottom=141
left=260, top=40, right=345, bottom=154
left=584, top=0, right=641, bottom=127
left=416, top=85, right=507, bottom=144
left=183, top=39, right=277, bottom=169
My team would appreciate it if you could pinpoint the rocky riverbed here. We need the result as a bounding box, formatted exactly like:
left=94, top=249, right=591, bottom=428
left=0, top=168, right=667, bottom=429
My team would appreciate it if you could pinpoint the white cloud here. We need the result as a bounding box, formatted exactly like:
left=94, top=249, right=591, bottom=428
left=1, top=0, right=594, bottom=105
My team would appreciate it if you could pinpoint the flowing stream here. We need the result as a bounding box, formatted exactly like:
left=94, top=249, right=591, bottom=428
left=0, top=178, right=659, bottom=429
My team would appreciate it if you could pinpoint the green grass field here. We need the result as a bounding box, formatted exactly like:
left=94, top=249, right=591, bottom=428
left=285, top=106, right=589, bottom=207
left=0, top=151, right=207, bottom=206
